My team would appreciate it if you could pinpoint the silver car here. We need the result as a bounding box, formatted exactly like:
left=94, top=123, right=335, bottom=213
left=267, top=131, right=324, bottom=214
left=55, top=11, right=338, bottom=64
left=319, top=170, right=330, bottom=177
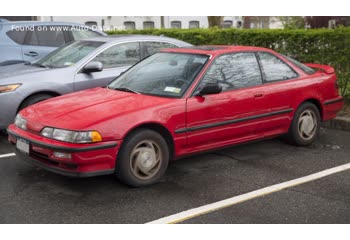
left=0, top=35, right=191, bottom=129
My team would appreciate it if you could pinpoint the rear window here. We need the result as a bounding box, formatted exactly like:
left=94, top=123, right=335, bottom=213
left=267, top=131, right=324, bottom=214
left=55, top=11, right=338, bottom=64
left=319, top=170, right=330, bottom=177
left=281, top=54, right=316, bottom=75
left=6, top=30, right=27, bottom=44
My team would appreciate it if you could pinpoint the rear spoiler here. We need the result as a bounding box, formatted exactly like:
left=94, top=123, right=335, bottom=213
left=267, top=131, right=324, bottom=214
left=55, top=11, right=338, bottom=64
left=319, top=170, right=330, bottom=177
left=304, top=63, right=335, bottom=74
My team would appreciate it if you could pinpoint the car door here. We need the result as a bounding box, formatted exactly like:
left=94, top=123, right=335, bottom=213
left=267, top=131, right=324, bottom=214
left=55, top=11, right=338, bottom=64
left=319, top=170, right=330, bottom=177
left=74, top=42, right=141, bottom=91
left=22, top=26, right=68, bottom=62
left=255, top=52, right=300, bottom=135
left=185, top=52, right=270, bottom=151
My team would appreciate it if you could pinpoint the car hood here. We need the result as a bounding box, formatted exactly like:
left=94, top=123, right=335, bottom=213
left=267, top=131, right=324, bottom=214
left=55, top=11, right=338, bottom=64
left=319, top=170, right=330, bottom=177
left=21, top=87, right=174, bottom=130
left=0, top=63, right=50, bottom=79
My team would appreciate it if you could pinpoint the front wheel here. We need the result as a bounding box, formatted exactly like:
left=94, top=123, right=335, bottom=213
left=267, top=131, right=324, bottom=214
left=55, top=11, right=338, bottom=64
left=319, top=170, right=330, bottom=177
left=287, top=102, right=321, bottom=146
left=115, top=129, right=169, bottom=187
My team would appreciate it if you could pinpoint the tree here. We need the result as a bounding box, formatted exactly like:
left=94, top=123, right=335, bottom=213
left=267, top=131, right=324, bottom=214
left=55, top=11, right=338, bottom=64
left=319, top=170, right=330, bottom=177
left=278, top=16, right=305, bottom=29
left=207, top=16, right=224, bottom=28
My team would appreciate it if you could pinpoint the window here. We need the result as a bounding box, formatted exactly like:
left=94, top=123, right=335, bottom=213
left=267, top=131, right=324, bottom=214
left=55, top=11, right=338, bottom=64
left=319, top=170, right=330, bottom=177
left=71, top=29, right=102, bottom=40
left=199, top=53, right=262, bottom=91
left=6, top=30, right=27, bottom=44
left=222, top=20, right=233, bottom=28
left=25, top=26, right=65, bottom=47
left=85, top=21, right=98, bottom=27
left=124, top=21, right=136, bottom=30
left=171, top=21, right=182, bottom=29
left=143, top=41, right=178, bottom=57
left=93, top=42, right=141, bottom=69
left=258, top=52, right=298, bottom=82
left=35, top=41, right=104, bottom=68
left=189, top=21, right=200, bottom=29
left=280, top=54, right=315, bottom=75
left=143, top=21, right=155, bottom=29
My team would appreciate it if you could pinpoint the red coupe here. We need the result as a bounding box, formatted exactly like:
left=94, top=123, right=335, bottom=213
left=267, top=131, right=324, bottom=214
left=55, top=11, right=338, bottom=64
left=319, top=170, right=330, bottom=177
left=8, top=46, right=344, bottom=187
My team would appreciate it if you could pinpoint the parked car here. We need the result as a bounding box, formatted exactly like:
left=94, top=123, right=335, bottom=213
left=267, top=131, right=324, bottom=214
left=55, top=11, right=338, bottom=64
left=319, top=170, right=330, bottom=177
left=8, top=46, right=344, bottom=187
left=0, top=35, right=191, bottom=129
left=0, top=21, right=106, bottom=66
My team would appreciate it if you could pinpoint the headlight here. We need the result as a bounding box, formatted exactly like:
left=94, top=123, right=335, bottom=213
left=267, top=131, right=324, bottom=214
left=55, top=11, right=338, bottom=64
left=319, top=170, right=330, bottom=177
left=14, top=114, right=27, bottom=130
left=0, top=84, right=21, bottom=93
left=41, top=127, right=102, bottom=143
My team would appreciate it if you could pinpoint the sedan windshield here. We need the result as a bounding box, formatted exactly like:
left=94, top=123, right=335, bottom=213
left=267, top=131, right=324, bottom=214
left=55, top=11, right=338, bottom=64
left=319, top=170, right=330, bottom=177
left=33, top=41, right=104, bottom=68
left=108, top=52, right=209, bottom=98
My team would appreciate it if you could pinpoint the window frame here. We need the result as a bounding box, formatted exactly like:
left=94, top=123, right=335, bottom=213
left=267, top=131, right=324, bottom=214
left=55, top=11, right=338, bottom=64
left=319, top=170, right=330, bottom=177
left=191, top=51, right=265, bottom=96
left=255, top=51, right=300, bottom=83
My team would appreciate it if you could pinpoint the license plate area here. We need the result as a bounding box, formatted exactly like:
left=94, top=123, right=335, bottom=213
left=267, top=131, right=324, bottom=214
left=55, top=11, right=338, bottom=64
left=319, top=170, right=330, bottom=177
left=16, top=138, right=30, bottom=154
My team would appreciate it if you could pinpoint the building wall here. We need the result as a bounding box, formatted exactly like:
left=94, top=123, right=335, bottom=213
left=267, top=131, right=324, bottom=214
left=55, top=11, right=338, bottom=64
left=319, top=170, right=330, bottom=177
left=39, top=16, right=244, bottom=30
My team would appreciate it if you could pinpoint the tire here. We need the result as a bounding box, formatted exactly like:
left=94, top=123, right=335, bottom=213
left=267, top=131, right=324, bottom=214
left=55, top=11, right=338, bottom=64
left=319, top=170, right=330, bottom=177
left=287, top=102, right=321, bottom=146
left=19, top=94, right=54, bottom=111
left=116, top=129, right=170, bottom=187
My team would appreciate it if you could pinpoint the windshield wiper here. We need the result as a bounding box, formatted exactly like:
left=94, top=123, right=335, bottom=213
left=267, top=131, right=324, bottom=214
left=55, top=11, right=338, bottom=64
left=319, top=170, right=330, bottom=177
left=109, top=87, right=140, bottom=94
left=31, top=63, right=49, bottom=68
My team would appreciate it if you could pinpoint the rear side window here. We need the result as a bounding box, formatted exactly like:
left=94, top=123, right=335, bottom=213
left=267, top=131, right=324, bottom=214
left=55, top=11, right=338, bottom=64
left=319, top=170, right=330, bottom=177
left=258, top=52, right=298, bottom=82
left=93, top=42, right=141, bottom=69
left=25, top=26, right=65, bottom=47
left=281, top=54, right=316, bottom=75
left=71, top=29, right=102, bottom=40
left=6, top=30, right=27, bottom=44
left=143, top=41, right=178, bottom=57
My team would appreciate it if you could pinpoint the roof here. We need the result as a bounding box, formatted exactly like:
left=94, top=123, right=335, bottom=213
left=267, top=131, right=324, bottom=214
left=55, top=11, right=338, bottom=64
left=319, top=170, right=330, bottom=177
left=162, top=45, right=273, bottom=55
left=83, top=35, right=191, bottom=46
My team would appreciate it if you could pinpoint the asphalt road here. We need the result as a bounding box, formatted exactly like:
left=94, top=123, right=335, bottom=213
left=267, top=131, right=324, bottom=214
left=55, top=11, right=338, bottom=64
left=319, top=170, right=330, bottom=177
left=0, top=128, right=349, bottom=224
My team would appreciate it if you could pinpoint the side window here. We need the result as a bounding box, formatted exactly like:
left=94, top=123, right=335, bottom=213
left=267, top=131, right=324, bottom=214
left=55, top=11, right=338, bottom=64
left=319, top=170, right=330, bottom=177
left=143, top=42, right=178, bottom=57
left=6, top=30, right=27, bottom=44
left=71, top=29, right=102, bottom=40
left=25, top=26, right=65, bottom=47
left=258, top=52, right=298, bottom=82
left=92, top=42, right=141, bottom=69
left=199, top=52, right=262, bottom=91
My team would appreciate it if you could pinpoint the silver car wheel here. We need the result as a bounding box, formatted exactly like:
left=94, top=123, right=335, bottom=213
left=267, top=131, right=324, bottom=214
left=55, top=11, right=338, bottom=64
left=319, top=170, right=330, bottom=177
left=298, top=109, right=317, bottom=140
left=130, top=140, right=162, bottom=180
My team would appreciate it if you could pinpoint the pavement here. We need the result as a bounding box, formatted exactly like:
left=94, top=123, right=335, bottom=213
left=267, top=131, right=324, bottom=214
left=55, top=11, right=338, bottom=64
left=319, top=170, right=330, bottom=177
left=0, top=128, right=349, bottom=224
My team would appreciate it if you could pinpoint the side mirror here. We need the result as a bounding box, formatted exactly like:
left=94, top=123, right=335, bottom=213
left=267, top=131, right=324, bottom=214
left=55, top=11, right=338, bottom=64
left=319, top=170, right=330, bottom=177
left=195, top=83, right=222, bottom=96
left=83, top=61, right=103, bottom=73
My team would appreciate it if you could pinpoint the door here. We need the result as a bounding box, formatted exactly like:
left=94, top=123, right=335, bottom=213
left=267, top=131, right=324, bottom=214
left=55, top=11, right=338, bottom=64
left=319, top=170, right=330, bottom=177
left=255, top=52, right=300, bottom=135
left=74, top=42, right=141, bottom=91
left=22, top=26, right=67, bottom=62
left=185, top=52, right=269, bottom=152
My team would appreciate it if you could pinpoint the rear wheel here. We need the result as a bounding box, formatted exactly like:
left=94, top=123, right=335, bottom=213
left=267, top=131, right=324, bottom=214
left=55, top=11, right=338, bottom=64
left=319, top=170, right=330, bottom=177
left=116, top=129, right=169, bottom=187
left=19, top=94, right=54, bottom=111
left=287, top=102, right=320, bottom=146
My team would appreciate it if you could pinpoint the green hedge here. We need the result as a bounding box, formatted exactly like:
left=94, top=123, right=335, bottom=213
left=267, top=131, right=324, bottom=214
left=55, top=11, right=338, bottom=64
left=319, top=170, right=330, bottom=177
left=107, top=28, right=350, bottom=96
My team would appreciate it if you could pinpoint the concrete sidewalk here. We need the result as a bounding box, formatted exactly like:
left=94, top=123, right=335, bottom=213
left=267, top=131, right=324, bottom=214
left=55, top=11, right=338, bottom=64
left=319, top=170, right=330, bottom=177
left=322, top=98, right=350, bottom=131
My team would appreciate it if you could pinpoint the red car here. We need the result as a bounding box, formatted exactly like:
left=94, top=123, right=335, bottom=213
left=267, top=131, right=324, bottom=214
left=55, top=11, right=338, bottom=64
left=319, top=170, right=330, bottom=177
left=8, top=46, right=344, bottom=187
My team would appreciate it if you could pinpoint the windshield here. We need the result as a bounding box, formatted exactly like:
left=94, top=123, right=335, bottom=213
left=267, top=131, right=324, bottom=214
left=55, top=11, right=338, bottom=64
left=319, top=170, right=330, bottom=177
left=34, top=41, right=104, bottom=68
left=108, top=52, right=209, bottom=98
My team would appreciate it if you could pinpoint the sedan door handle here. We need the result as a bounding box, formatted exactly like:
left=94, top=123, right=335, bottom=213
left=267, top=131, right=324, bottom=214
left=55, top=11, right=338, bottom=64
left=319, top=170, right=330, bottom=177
left=24, top=51, right=39, bottom=57
left=254, top=93, right=264, bottom=98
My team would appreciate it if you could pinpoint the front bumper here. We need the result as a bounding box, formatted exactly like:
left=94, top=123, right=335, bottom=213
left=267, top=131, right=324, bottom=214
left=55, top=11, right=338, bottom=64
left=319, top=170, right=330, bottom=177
left=8, top=124, right=121, bottom=177
left=0, top=91, right=23, bottom=129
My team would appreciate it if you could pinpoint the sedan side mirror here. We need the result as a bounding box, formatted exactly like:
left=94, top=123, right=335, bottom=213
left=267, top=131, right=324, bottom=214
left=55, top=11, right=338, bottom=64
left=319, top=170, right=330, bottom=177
left=195, top=83, right=222, bottom=96
left=83, top=61, right=103, bottom=73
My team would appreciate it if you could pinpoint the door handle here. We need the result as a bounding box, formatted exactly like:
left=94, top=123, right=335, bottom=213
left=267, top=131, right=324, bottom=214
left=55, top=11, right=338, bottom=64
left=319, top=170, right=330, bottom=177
left=254, top=93, right=264, bottom=98
left=24, top=51, right=39, bottom=57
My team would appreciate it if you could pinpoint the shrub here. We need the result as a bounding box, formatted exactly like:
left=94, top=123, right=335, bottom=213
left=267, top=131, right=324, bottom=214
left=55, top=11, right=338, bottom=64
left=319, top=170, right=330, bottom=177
left=107, top=28, right=350, bottom=96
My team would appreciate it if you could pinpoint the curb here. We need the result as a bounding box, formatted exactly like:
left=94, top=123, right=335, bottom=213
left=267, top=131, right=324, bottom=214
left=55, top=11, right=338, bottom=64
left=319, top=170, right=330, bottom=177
left=321, top=116, right=350, bottom=132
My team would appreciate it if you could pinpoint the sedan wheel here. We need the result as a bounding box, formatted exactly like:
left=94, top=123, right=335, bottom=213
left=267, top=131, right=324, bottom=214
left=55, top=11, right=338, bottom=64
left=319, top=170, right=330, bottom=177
left=288, top=102, right=320, bottom=146
left=298, top=110, right=317, bottom=141
left=116, top=129, right=169, bottom=187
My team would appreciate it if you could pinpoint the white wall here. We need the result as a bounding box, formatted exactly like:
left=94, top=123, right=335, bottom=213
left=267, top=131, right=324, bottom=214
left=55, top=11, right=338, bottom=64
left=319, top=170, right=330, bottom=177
left=39, top=16, right=244, bottom=30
